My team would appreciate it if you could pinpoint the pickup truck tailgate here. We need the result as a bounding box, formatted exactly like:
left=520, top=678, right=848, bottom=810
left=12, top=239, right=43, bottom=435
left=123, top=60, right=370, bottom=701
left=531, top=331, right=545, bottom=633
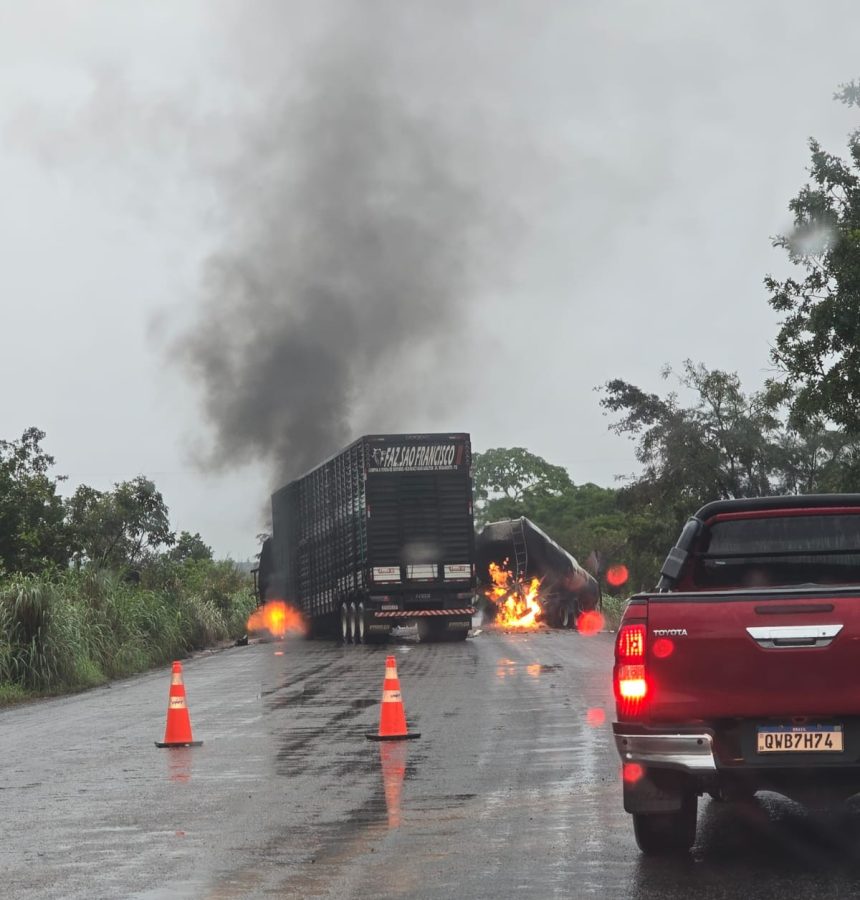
left=645, top=591, right=860, bottom=721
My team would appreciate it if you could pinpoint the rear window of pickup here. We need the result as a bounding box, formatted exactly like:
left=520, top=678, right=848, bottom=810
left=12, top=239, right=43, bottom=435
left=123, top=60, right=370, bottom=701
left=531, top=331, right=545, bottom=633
left=687, top=512, right=860, bottom=590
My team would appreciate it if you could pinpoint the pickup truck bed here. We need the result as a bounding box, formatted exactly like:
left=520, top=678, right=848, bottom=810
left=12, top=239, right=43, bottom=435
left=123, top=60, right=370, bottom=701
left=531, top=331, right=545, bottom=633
left=613, top=495, right=860, bottom=854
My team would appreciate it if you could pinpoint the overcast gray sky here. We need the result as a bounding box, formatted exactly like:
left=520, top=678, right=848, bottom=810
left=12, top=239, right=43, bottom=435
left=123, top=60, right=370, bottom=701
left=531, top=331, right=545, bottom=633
left=1, top=1, right=859, bottom=558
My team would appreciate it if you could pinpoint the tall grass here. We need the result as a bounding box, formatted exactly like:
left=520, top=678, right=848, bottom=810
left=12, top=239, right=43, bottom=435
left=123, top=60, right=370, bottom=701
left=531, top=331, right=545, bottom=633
left=0, top=561, right=256, bottom=698
left=600, top=593, right=629, bottom=632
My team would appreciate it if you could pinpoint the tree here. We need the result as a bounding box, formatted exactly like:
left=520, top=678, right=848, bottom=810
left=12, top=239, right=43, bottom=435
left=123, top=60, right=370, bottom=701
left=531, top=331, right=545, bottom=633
left=0, top=428, right=69, bottom=573
left=599, top=361, right=860, bottom=585
left=601, top=362, right=780, bottom=585
left=766, top=81, right=860, bottom=430
left=601, top=361, right=781, bottom=507
left=472, top=447, right=572, bottom=526
left=67, top=476, right=175, bottom=570
left=166, top=531, right=213, bottom=563
left=772, top=424, right=860, bottom=494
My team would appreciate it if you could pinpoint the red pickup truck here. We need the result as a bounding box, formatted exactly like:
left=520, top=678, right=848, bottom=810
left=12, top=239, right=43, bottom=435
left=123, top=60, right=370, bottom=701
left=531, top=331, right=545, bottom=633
left=613, top=494, right=860, bottom=854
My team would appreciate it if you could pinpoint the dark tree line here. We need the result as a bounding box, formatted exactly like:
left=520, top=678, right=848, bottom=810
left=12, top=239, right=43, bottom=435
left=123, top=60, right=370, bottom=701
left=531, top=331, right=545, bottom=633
left=0, top=427, right=212, bottom=577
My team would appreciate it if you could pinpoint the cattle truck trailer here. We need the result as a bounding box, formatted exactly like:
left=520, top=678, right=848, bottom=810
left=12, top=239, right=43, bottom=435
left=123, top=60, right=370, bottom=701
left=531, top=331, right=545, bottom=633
left=256, top=433, right=476, bottom=644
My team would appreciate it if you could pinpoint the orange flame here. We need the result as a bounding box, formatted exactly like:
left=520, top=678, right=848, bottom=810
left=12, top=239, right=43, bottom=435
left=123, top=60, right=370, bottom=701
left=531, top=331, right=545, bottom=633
left=247, top=600, right=307, bottom=639
left=485, top=561, right=543, bottom=629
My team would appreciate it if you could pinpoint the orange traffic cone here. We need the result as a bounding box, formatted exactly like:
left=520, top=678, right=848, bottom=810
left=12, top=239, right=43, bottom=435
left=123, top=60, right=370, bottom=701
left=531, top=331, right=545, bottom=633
left=366, top=655, right=420, bottom=741
left=155, top=661, right=203, bottom=748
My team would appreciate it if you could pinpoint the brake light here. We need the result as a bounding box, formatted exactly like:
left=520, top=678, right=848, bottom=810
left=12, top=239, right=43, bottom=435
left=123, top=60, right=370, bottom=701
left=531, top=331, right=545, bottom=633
left=618, top=624, right=645, bottom=658
left=614, top=622, right=648, bottom=718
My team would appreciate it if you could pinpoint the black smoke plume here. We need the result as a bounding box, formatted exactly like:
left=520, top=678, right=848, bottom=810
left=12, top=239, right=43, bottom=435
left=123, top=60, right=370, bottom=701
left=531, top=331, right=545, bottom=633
left=178, top=19, right=491, bottom=486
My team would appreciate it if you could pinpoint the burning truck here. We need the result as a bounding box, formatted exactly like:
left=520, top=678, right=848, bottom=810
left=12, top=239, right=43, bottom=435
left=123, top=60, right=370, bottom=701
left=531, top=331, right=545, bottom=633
left=255, top=433, right=476, bottom=644
left=475, top=517, right=600, bottom=629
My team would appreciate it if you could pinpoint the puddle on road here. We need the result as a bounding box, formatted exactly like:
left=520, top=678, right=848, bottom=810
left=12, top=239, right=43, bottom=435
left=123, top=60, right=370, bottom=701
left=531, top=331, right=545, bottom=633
left=164, top=747, right=194, bottom=784
left=585, top=707, right=606, bottom=726
left=378, top=741, right=408, bottom=828
left=527, top=663, right=563, bottom=676
left=496, top=659, right=564, bottom=680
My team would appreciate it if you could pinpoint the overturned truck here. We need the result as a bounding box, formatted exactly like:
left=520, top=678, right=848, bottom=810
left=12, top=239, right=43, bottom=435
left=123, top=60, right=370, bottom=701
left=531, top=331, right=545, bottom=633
left=257, top=433, right=476, bottom=644
left=475, top=517, right=600, bottom=628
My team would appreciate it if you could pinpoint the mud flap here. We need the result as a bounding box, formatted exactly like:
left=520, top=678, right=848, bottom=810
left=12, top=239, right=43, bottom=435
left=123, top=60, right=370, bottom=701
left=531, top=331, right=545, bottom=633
left=624, top=769, right=686, bottom=814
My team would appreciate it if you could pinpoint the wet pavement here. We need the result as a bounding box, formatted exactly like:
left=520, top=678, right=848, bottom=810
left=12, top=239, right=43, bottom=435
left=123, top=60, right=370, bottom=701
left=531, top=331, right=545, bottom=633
left=5, top=627, right=860, bottom=898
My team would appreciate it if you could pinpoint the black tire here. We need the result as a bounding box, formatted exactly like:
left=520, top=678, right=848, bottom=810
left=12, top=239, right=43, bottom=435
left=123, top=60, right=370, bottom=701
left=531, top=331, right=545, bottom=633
left=632, top=794, right=697, bottom=855
left=354, top=603, right=364, bottom=644
left=340, top=603, right=352, bottom=644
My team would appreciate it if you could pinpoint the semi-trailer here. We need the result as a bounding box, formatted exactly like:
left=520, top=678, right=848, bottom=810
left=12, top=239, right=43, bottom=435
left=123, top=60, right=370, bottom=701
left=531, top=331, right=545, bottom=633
left=256, top=433, right=476, bottom=643
left=475, top=516, right=600, bottom=628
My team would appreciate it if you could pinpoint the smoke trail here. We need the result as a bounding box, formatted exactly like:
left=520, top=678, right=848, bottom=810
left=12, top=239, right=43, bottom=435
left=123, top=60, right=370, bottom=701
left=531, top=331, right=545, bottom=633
left=177, top=11, right=492, bottom=485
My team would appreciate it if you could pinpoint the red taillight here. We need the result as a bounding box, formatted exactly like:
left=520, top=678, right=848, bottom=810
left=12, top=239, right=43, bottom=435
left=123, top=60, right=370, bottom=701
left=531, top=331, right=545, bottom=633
left=614, top=622, right=648, bottom=717
left=618, top=624, right=645, bottom=659
left=617, top=664, right=647, bottom=699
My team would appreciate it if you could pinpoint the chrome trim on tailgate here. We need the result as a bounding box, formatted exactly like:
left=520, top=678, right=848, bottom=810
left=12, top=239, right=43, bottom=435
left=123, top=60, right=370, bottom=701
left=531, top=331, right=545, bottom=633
left=746, top=624, right=843, bottom=648
left=615, top=733, right=716, bottom=771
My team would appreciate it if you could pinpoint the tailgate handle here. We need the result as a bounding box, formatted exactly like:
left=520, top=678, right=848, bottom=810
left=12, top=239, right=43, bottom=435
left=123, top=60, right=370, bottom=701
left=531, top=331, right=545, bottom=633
left=746, top=624, right=843, bottom=649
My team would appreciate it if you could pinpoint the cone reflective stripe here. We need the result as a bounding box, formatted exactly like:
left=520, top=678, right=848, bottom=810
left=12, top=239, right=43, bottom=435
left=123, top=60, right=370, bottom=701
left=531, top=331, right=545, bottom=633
left=367, top=655, right=420, bottom=741
left=155, top=661, right=203, bottom=748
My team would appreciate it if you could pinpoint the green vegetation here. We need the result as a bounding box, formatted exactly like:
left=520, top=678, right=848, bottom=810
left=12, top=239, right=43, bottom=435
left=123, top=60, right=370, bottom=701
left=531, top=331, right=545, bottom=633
left=0, top=429, right=255, bottom=701
left=766, top=82, right=860, bottom=432
left=0, top=566, right=255, bottom=695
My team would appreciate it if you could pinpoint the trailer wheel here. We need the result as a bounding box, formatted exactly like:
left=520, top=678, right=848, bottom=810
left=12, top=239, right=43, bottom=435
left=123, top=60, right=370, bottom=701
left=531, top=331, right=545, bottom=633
left=340, top=603, right=352, bottom=644
left=353, top=603, right=364, bottom=644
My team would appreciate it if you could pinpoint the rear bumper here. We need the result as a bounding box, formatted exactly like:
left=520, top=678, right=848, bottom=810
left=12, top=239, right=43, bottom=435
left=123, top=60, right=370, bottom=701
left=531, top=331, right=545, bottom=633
left=614, top=721, right=860, bottom=809
left=614, top=730, right=716, bottom=772
left=372, top=608, right=475, bottom=618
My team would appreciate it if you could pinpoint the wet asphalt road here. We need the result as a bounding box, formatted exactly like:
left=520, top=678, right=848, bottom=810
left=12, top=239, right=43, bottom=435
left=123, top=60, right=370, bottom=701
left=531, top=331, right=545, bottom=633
left=6, top=628, right=860, bottom=898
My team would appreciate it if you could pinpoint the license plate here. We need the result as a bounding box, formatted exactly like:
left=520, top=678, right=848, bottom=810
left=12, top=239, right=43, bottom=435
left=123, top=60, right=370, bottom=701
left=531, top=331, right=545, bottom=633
left=756, top=724, right=844, bottom=753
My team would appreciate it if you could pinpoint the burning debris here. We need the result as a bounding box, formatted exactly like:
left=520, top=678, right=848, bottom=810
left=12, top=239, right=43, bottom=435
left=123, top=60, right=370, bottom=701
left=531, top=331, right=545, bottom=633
left=247, top=600, right=307, bottom=640
left=476, top=518, right=602, bottom=630
left=485, top=561, right=545, bottom=629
